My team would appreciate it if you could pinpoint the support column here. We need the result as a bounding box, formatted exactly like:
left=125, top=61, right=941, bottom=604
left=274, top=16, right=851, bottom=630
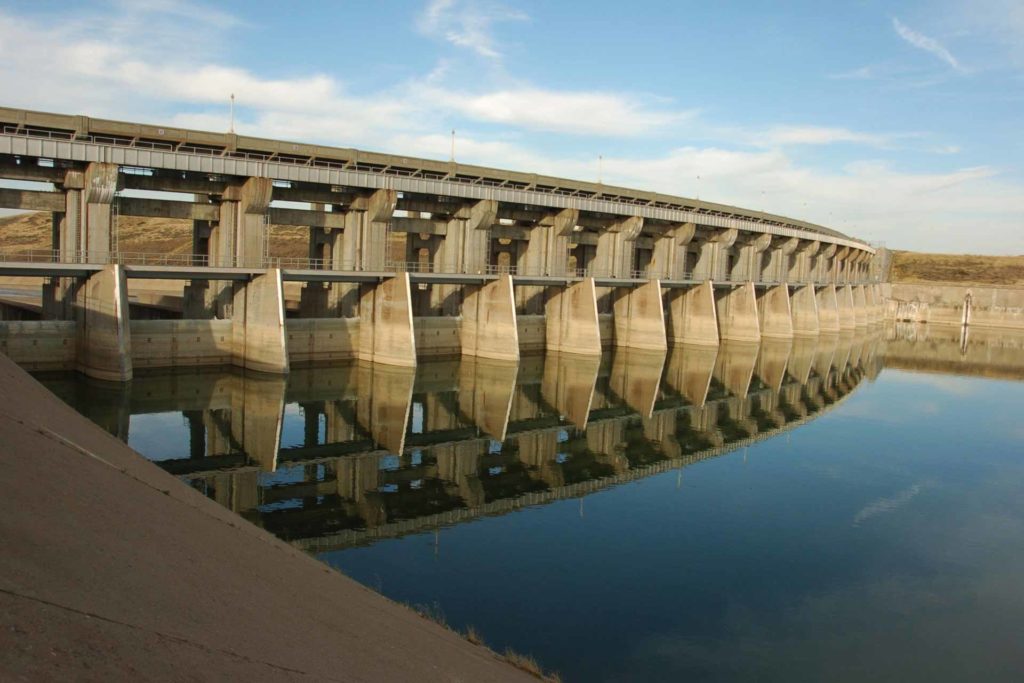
left=772, top=237, right=799, bottom=283
left=853, top=285, right=868, bottom=328
left=816, top=284, right=841, bottom=333
left=462, top=274, right=519, bottom=361
left=716, top=282, right=761, bottom=343
left=522, top=208, right=576, bottom=277
left=76, top=264, right=132, bottom=382
left=667, top=281, right=719, bottom=346
left=357, top=273, right=417, bottom=367
left=594, top=215, right=642, bottom=277
left=792, top=240, right=821, bottom=283
left=791, top=285, right=820, bottom=336
left=613, top=279, right=667, bottom=351
left=221, top=177, right=273, bottom=268
left=758, top=284, right=793, bottom=339
left=837, top=284, right=856, bottom=330
left=231, top=268, right=289, bottom=374
left=817, top=243, right=837, bottom=283
left=82, top=163, right=118, bottom=263
left=433, top=198, right=497, bottom=314
left=734, top=233, right=771, bottom=282
left=650, top=222, right=695, bottom=280
left=545, top=277, right=601, bottom=355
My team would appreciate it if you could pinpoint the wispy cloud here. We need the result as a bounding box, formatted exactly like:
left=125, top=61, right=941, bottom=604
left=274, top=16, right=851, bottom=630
left=892, top=17, right=966, bottom=72
left=756, top=125, right=892, bottom=148
left=417, top=0, right=527, bottom=59
left=829, top=66, right=876, bottom=80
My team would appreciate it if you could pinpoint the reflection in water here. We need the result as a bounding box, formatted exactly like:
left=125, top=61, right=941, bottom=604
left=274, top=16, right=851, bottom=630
left=39, top=325, right=1024, bottom=682
left=43, top=332, right=880, bottom=549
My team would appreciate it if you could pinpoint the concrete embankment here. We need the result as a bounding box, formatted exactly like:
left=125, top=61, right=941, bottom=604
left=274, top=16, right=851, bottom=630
left=884, top=282, right=1024, bottom=330
left=0, top=352, right=534, bottom=682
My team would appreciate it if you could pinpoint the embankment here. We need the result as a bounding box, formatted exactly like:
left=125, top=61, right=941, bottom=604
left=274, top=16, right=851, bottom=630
left=0, top=352, right=534, bottom=682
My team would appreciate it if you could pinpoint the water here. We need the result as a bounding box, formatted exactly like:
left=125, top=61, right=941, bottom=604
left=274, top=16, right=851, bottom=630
left=39, top=325, right=1024, bottom=681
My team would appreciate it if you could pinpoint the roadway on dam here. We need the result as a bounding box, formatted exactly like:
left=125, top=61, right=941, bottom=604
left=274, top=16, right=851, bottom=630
left=0, top=352, right=534, bottom=682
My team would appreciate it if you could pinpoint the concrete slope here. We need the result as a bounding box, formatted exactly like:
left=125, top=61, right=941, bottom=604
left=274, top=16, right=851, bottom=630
left=0, top=352, right=535, bottom=682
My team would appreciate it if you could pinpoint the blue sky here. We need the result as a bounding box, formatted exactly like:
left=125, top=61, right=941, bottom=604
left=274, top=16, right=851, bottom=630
left=0, top=0, right=1021, bottom=253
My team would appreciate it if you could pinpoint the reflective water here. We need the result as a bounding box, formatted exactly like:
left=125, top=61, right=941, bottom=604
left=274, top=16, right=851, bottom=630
left=40, top=325, right=1024, bottom=682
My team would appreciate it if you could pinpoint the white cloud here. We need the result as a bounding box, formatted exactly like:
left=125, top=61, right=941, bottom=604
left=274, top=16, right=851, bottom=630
left=892, top=17, right=966, bottom=72
left=757, top=126, right=891, bottom=148
left=417, top=0, right=527, bottom=59
left=828, top=66, right=876, bottom=80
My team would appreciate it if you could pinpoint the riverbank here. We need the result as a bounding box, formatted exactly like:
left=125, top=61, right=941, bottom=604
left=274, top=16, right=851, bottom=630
left=0, top=352, right=536, bottom=682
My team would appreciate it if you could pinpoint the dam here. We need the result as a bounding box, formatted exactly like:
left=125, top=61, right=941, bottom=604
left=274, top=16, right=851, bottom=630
left=0, top=107, right=881, bottom=381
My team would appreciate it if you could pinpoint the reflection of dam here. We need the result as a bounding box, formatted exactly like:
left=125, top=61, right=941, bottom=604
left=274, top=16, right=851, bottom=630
left=47, top=334, right=884, bottom=551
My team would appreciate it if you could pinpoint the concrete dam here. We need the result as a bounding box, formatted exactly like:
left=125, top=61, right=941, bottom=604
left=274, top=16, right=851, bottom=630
left=0, top=107, right=882, bottom=381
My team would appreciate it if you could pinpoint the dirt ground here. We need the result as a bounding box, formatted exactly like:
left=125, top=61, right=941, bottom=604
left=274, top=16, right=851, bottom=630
left=888, top=250, right=1024, bottom=286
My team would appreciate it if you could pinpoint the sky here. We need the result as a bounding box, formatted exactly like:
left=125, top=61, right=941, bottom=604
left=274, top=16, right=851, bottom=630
left=0, top=0, right=1021, bottom=254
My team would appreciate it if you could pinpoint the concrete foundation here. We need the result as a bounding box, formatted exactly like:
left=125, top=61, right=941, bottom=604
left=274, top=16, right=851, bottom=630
left=837, top=284, right=856, bottom=331
left=232, top=269, right=289, bottom=375
left=816, top=285, right=841, bottom=333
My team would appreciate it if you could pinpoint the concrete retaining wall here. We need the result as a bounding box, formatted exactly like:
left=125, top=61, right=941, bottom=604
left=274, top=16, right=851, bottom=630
left=0, top=320, right=76, bottom=370
left=888, top=283, right=1024, bottom=330
left=517, top=314, right=546, bottom=352
left=286, top=318, right=358, bottom=364
left=415, top=316, right=462, bottom=358
left=131, top=319, right=233, bottom=369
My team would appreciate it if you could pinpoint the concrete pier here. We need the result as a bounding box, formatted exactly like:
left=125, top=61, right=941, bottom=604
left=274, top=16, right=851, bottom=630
left=546, top=277, right=601, bottom=355
left=76, top=264, right=132, bottom=381
left=837, top=284, right=857, bottom=331
left=791, top=285, right=820, bottom=337
left=462, top=274, right=519, bottom=361
left=758, top=285, right=794, bottom=340
left=232, top=268, right=289, bottom=374
left=667, top=281, right=719, bottom=347
left=816, top=284, right=841, bottom=333
left=358, top=274, right=417, bottom=367
left=717, top=283, right=761, bottom=344
left=613, top=279, right=668, bottom=351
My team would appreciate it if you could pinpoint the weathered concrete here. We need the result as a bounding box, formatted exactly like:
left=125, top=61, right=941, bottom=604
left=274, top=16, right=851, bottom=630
left=132, top=319, right=234, bottom=369
left=886, top=282, right=1024, bottom=331
left=816, top=284, right=841, bottom=333
left=613, top=279, right=668, bottom=351
left=358, top=274, right=417, bottom=367
left=546, top=277, right=601, bottom=355
left=77, top=265, right=132, bottom=381
left=462, top=274, right=519, bottom=361
left=853, top=285, right=869, bottom=328
left=791, top=284, right=820, bottom=337
left=232, top=268, right=289, bottom=374
left=837, top=284, right=857, bottom=331
left=758, top=284, right=794, bottom=339
left=0, top=352, right=534, bottom=682
left=666, top=281, right=719, bottom=346
left=716, top=282, right=761, bottom=344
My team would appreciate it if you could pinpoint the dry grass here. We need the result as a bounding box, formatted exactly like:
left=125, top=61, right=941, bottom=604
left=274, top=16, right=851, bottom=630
left=890, top=249, right=1024, bottom=286
left=0, top=211, right=310, bottom=257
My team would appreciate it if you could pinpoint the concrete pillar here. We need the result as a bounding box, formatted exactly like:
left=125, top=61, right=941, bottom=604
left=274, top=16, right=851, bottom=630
left=545, top=277, right=601, bottom=355
left=758, top=285, right=794, bottom=339
left=771, top=237, right=800, bottom=283
left=82, top=163, right=118, bottom=263
left=817, top=243, right=837, bottom=283
left=433, top=199, right=497, bottom=314
left=667, top=281, right=719, bottom=346
left=57, top=171, right=83, bottom=262
left=792, top=240, right=820, bottom=283
left=458, top=357, right=519, bottom=441
left=815, top=284, right=841, bottom=333
left=231, top=268, right=289, bottom=374
left=522, top=208, right=576, bottom=277
left=662, top=344, right=717, bottom=407
left=650, top=222, right=695, bottom=280
left=852, top=285, right=868, bottom=328
left=594, top=215, right=642, bottom=277
left=710, top=228, right=738, bottom=280
left=613, top=279, right=667, bottom=351
left=221, top=177, right=273, bottom=268
left=357, top=273, right=417, bottom=367
left=734, top=233, right=771, bottom=282
left=76, top=264, right=132, bottom=381
left=837, top=284, right=856, bottom=330
left=541, top=352, right=600, bottom=428
left=462, top=274, right=519, bottom=361
left=790, top=285, right=819, bottom=337
left=355, top=189, right=398, bottom=271
left=717, top=282, right=761, bottom=343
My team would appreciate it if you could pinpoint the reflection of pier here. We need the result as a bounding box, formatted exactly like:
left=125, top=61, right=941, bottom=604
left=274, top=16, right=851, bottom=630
left=51, top=333, right=880, bottom=550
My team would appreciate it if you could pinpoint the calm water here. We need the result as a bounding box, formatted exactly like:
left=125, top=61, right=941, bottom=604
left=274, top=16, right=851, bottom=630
left=40, top=325, right=1024, bottom=682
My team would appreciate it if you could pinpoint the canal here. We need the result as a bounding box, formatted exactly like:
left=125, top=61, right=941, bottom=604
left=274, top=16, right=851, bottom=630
left=38, top=324, right=1024, bottom=681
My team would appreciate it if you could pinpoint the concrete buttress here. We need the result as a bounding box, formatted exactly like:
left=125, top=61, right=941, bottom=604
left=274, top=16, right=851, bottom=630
left=545, top=277, right=601, bottom=355
left=816, top=284, right=841, bottom=333
left=232, top=268, right=289, bottom=374
left=357, top=273, right=417, bottom=367
left=667, top=281, right=719, bottom=346
left=716, top=282, right=761, bottom=343
left=790, top=285, right=820, bottom=337
left=758, top=285, right=794, bottom=339
left=76, top=264, right=132, bottom=382
left=613, top=279, right=668, bottom=351
left=462, top=274, right=519, bottom=361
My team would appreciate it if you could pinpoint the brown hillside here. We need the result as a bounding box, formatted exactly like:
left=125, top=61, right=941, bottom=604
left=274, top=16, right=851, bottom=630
left=889, top=250, right=1024, bottom=286
left=0, top=211, right=309, bottom=258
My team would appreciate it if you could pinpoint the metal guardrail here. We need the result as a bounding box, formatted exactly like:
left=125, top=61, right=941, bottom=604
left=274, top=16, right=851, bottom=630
left=0, top=250, right=880, bottom=285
